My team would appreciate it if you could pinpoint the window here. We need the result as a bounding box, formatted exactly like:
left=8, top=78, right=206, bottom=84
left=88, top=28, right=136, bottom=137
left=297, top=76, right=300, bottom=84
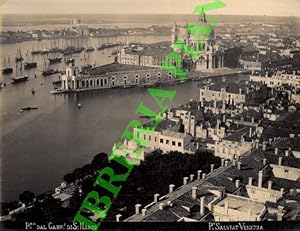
left=284, top=169, right=289, bottom=173
left=149, top=136, right=151, bottom=141
left=144, top=134, right=146, bottom=140
left=160, top=139, right=163, bottom=144
left=166, top=140, right=169, bottom=145
left=155, top=137, right=157, bottom=142
left=178, top=142, right=182, bottom=147
left=172, top=141, right=176, bottom=146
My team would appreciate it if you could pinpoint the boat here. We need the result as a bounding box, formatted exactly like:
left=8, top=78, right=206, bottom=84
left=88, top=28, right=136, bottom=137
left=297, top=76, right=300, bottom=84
left=20, top=106, right=38, bottom=111
left=2, top=67, right=13, bottom=74
left=42, top=68, right=60, bottom=76
left=49, top=57, right=62, bottom=64
left=85, top=47, right=95, bottom=52
left=31, top=50, right=41, bottom=55
left=11, top=75, right=29, bottom=83
left=24, top=62, right=37, bottom=69
left=2, top=57, right=13, bottom=74
left=15, top=48, right=23, bottom=62
left=78, top=103, right=82, bottom=108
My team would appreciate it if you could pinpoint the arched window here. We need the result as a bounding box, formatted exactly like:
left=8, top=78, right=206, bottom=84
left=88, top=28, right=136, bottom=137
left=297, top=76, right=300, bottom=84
left=86, top=80, right=89, bottom=87
left=123, top=75, right=128, bottom=84
left=100, top=79, right=103, bottom=86
left=104, top=78, right=108, bottom=85
left=157, top=72, right=161, bottom=80
left=90, top=80, right=93, bottom=87
left=82, top=80, right=85, bottom=88
left=96, top=79, right=99, bottom=86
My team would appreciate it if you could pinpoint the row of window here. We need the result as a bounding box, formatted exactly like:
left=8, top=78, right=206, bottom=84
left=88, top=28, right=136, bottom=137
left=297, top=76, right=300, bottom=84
left=138, top=132, right=182, bottom=147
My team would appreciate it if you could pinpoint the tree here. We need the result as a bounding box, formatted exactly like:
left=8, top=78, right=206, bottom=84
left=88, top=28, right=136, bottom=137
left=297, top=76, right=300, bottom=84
left=19, top=191, right=35, bottom=205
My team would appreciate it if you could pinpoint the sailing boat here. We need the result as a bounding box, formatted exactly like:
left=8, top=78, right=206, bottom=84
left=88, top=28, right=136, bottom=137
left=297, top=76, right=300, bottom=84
left=42, top=57, right=59, bottom=76
left=2, top=57, right=13, bottom=74
left=15, top=48, right=23, bottom=62
left=49, top=43, right=62, bottom=64
left=85, top=39, right=94, bottom=52
left=82, top=52, right=92, bottom=71
left=24, top=51, right=37, bottom=69
left=11, top=62, right=28, bottom=83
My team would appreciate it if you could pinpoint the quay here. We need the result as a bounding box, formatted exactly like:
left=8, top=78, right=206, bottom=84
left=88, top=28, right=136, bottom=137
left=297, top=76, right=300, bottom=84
left=51, top=63, right=249, bottom=94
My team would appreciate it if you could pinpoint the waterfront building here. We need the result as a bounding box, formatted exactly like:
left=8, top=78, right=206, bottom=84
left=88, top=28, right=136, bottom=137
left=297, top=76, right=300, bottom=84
left=199, top=82, right=268, bottom=105
left=250, top=70, right=300, bottom=89
left=117, top=42, right=172, bottom=67
left=58, top=63, right=179, bottom=93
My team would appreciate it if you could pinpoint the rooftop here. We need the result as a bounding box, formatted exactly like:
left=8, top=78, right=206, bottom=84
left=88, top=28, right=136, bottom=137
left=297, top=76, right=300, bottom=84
left=86, top=63, right=158, bottom=76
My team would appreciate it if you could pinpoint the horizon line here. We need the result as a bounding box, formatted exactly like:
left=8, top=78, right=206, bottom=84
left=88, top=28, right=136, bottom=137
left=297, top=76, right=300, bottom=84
left=1, top=13, right=300, bottom=18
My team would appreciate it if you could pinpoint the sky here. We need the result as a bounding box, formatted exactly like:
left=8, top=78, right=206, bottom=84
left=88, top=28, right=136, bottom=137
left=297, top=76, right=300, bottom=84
left=0, top=0, right=300, bottom=16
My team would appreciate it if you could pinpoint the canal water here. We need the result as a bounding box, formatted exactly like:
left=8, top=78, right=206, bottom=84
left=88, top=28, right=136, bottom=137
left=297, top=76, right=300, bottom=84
left=0, top=35, right=201, bottom=202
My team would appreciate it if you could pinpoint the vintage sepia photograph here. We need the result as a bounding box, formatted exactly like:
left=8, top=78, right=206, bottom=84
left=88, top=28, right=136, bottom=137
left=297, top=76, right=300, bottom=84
left=0, top=0, right=300, bottom=230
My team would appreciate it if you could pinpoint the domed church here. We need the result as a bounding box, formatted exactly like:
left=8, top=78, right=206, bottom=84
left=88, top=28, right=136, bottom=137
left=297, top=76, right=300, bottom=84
left=171, top=10, right=224, bottom=71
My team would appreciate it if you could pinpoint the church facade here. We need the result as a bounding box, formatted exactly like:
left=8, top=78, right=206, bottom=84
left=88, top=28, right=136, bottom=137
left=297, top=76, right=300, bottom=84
left=171, top=12, right=224, bottom=71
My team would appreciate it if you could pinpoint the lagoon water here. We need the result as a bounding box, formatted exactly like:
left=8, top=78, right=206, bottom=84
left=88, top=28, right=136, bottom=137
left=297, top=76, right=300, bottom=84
left=0, top=34, right=202, bottom=202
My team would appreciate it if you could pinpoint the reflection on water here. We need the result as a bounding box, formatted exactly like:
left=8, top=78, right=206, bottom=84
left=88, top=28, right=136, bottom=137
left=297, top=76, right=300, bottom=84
left=1, top=35, right=200, bottom=202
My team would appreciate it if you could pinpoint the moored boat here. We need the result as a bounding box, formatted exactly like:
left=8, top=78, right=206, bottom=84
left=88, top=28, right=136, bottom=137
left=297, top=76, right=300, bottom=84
left=49, top=57, right=62, bottom=64
left=2, top=67, right=13, bottom=74
left=11, top=75, right=29, bottom=83
left=42, top=68, right=60, bottom=76
left=24, top=62, right=37, bottom=69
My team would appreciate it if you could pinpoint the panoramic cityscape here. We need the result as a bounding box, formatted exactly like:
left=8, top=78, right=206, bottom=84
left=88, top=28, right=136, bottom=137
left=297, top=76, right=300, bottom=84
left=0, top=0, right=300, bottom=230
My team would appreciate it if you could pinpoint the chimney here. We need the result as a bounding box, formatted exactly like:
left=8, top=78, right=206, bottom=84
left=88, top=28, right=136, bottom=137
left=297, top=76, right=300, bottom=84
left=192, top=186, right=197, bottom=200
left=233, top=159, right=237, bottom=167
left=225, top=160, right=229, bottom=167
left=268, top=138, right=272, bottom=145
left=169, top=184, right=175, bottom=193
left=202, top=173, right=206, bottom=179
left=154, top=193, right=160, bottom=203
left=258, top=171, right=263, bottom=188
left=251, top=117, right=255, bottom=123
left=278, top=157, right=282, bottom=166
left=249, top=127, right=253, bottom=137
left=280, top=188, right=284, bottom=196
left=275, top=148, right=278, bottom=155
left=248, top=177, right=253, bottom=186
left=263, top=158, right=267, bottom=166
left=135, top=204, right=141, bottom=215
left=237, top=161, right=242, bottom=170
left=141, top=208, right=147, bottom=216
left=224, top=201, right=229, bottom=215
left=190, top=174, right=195, bottom=182
left=239, top=88, right=242, bottom=94
left=200, top=196, right=205, bottom=215
left=159, top=203, right=164, bottom=210
left=268, top=181, right=272, bottom=190
left=285, top=150, right=289, bottom=157
left=197, top=170, right=202, bottom=180
left=277, top=206, right=284, bottom=221
left=116, top=214, right=122, bottom=222
left=262, top=143, right=266, bottom=151
left=235, top=179, right=240, bottom=188
left=210, top=164, right=214, bottom=173
left=223, top=114, right=226, bottom=123
left=183, top=177, right=189, bottom=185
left=221, top=159, right=225, bottom=167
